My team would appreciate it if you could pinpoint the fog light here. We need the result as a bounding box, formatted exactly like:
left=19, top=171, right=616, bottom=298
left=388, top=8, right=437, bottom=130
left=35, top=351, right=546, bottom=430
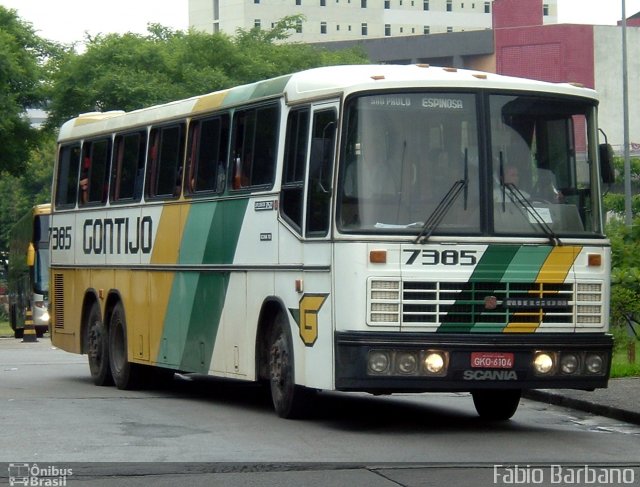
left=424, top=352, right=445, bottom=374
left=397, top=352, right=418, bottom=374
left=368, top=351, right=390, bottom=374
left=533, top=352, right=555, bottom=375
left=585, top=354, right=604, bottom=375
left=560, top=354, right=579, bottom=375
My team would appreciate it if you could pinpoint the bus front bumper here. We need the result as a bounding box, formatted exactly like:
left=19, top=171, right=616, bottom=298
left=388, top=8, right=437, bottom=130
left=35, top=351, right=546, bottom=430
left=335, top=332, right=613, bottom=393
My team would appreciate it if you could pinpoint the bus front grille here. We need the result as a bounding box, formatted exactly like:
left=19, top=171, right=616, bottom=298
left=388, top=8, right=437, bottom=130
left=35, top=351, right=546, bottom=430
left=368, top=279, right=603, bottom=330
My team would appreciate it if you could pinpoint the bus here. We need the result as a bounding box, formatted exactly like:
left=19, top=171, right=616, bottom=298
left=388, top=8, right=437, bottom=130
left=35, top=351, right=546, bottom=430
left=8, top=203, right=51, bottom=338
left=50, top=65, right=614, bottom=420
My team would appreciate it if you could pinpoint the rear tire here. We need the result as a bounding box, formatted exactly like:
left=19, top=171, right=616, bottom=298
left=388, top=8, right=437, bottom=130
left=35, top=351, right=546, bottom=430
left=268, top=311, right=312, bottom=419
left=472, top=389, right=521, bottom=420
left=87, top=302, right=113, bottom=386
left=108, top=301, right=143, bottom=390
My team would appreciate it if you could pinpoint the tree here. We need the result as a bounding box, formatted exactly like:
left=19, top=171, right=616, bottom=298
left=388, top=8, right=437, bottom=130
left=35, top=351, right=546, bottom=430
left=0, top=7, right=62, bottom=174
left=0, top=132, right=55, bottom=252
left=46, top=17, right=368, bottom=128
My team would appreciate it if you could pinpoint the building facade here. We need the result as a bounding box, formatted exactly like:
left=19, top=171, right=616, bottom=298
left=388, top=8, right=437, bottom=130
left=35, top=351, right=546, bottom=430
left=493, top=0, right=640, bottom=152
left=189, top=0, right=558, bottom=42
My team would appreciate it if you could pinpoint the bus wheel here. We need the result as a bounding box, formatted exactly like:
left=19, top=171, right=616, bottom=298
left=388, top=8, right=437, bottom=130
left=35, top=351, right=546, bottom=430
left=87, top=302, right=113, bottom=386
left=472, top=389, right=521, bottom=420
left=108, top=302, right=142, bottom=390
left=268, top=311, right=311, bottom=419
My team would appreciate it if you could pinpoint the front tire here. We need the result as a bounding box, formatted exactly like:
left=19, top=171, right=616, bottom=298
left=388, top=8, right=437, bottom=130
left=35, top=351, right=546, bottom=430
left=472, top=389, right=521, bottom=420
left=268, top=311, right=312, bottom=419
left=87, top=302, right=113, bottom=386
left=108, top=301, right=143, bottom=390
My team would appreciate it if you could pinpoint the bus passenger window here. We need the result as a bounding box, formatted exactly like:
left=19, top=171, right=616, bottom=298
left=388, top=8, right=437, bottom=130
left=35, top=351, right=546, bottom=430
left=231, top=104, right=279, bottom=190
left=186, top=115, right=229, bottom=195
left=111, top=132, right=146, bottom=203
left=145, top=124, right=185, bottom=199
left=54, top=144, right=81, bottom=209
left=80, top=138, right=111, bottom=206
left=281, top=107, right=310, bottom=232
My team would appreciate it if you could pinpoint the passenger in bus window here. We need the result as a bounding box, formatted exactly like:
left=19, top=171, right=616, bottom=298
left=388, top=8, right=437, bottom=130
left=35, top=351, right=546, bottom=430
left=79, top=156, right=90, bottom=204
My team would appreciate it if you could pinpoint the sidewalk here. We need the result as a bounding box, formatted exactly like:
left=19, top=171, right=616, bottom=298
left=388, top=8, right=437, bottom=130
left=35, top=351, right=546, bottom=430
left=524, top=377, right=640, bottom=425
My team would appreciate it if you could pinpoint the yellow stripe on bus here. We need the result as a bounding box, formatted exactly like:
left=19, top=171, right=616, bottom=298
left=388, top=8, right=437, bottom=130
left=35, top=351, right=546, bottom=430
left=535, top=246, right=581, bottom=283
left=504, top=246, right=581, bottom=333
left=192, top=92, right=229, bottom=114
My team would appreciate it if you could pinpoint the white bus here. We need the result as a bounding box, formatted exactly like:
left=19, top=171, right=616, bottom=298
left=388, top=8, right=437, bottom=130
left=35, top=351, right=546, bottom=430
left=50, top=64, right=614, bottom=420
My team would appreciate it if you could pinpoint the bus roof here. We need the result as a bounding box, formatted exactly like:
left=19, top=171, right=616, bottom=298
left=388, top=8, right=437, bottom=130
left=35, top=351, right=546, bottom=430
left=57, top=64, right=598, bottom=142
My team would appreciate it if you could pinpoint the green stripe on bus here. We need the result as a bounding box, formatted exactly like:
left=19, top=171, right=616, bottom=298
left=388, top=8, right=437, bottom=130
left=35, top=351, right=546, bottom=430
left=157, top=199, right=249, bottom=372
left=436, top=245, right=520, bottom=333
left=179, top=199, right=248, bottom=372
left=500, top=246, right=552, bottom=283
left=222, top=75, right=292, bottom=107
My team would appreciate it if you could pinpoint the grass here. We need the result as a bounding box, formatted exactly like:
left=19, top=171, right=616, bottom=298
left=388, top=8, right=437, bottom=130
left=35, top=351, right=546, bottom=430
left=0, top=319, right=13, bottom=337
left=611, top=342, right=640, bottom=378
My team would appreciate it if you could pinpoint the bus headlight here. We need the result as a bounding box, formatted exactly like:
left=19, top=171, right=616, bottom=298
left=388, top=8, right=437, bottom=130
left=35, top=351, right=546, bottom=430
left=368, top=350, right=391, bottom=374
left=423, top=351, right=447, bottom=376
left=560, top=353, right=579, bottom=375
left=533, top=352, right=555, bottom=375
left=397, top=352, right=418, bottom=375
left=585, top=353, right=604, bottom=375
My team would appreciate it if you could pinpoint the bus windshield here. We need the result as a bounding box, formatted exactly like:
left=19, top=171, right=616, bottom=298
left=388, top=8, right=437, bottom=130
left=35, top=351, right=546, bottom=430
left=337, top=91, right=601, bottom=238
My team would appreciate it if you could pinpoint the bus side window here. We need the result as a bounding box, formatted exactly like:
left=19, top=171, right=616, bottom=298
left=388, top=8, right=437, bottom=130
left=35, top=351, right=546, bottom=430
left=145, top=124, right=185, bottom=199
left=111, top=131, right=146, bottom=203
left=186, top=114, right=229, bottom=195
left=306, top=109, right=337, bottom=237
left=280, top=107, right=310, bottom=233
left=80, top=138, right=111, bottom=206
left=54, top=144, right=81, bottom=209
left=231, top=103, right=279, bottom=190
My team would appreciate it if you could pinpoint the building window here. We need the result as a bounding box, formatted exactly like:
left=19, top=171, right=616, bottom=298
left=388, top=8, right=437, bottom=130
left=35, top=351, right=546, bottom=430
left=321, top=21, right=327, bottom=33
left=447, top=26, right=453, bottom=32
left=446, top=0, right=452, bottom=11
left=320, top=0, right=326, bottom=5
left=337, top=24, right=340, bottom=30
left=423, top=0, right=429, bottom=10
left=361, top=0, right=367, bottom=7
left=296, top=19, right=303, bottom=32
left=543, top=3, right=549, bottom=15
left=484, top=1, right=490, bottom=13
left=400, top=27, right=404, bottom=33
left=423, top=25, right=430, bottom=34
left=385, top=24, right=391, bottom=36
left=254, top=0, right=259, bottom=3
left=296, top=0, right=301, bottom=4
left=361, top=22, right=368, bottom=35
left=254, top=19, right=261, bottom=29
left=385, top=0, right=390, bottom=7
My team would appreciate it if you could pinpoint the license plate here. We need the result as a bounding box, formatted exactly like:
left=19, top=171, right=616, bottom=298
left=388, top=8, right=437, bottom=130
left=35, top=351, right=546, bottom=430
left=470, top=352, right=514, bottom=369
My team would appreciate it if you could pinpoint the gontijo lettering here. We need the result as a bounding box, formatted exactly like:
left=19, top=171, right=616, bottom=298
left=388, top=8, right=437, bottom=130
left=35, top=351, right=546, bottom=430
left=83, top=216, right=153, bottom=255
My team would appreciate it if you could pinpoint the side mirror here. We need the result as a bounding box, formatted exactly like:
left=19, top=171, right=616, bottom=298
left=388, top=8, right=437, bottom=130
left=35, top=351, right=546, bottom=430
left=599, top=143, right=615, bottom=184
left=26, top=243, right=35, bottom=267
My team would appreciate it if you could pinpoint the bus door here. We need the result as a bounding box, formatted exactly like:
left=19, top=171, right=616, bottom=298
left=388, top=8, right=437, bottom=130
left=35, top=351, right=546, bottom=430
left=299, top=102, right=338, bottom=389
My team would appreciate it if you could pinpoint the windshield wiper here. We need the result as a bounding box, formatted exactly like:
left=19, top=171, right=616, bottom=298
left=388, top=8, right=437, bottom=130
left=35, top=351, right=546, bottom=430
left=415, top=153, right=469, bottom=244
left=502, top=182, right=561, bottom=246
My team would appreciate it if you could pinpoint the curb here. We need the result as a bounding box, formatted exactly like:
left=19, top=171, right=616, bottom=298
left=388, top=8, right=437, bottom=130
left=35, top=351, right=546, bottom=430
left=523, top=389, right=640, bottom=426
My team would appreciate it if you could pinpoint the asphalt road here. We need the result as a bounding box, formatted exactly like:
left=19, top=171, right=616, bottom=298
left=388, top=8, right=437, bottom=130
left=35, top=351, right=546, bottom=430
left=1, top=337, right=638, bottom=486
